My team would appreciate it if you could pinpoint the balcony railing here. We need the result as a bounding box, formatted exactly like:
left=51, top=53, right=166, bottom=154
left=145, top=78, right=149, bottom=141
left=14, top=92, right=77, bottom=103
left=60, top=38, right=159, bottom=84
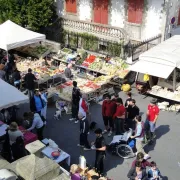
left=61, top=17, right=128, bottom=41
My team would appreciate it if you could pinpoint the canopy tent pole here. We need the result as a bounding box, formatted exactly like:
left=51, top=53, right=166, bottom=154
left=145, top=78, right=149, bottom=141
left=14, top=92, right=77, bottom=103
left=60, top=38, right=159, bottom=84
left=173, top=68, right=176, bottom=91
left=6, top=51, right=9, bottom=62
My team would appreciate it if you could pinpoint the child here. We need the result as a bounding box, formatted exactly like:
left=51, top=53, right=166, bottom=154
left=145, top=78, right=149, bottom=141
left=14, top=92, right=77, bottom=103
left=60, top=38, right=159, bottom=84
left=54, top=100, right=68, bottom=120
left=148, top=161, right=161, bottom=180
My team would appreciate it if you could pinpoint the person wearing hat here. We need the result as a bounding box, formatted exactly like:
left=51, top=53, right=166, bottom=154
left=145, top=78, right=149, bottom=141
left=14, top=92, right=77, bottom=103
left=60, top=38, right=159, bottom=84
left=113, top=98, right=126, bottom=135
left=77, top=112, right=91, bottom=150
left=145, top=98, right=159, bottom=142
left=91, top=128, right=106, bottom=175
left=24, top=68, right=37, bottom=98
left=8, top=122, right=23, bottom=145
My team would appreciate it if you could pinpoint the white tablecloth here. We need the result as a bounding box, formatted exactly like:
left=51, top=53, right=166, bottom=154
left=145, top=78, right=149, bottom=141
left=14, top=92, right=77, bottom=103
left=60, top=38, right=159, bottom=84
left=41, top=146, right=71, bottom=166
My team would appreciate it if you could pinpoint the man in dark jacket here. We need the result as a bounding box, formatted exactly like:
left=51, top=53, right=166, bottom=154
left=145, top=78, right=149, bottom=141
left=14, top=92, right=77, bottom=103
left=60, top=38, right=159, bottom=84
left=24, top=68, right=36, bottom=98
left=69, top=81, right=81, bottom=123
left=30, top=89, right=44, bottom=115
left=77, top=112, right=90, bottom=150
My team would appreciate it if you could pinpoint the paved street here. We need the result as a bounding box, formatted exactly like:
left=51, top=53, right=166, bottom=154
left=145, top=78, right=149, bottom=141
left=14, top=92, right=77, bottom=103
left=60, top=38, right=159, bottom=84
left=19, top=88, right=180, bottom=180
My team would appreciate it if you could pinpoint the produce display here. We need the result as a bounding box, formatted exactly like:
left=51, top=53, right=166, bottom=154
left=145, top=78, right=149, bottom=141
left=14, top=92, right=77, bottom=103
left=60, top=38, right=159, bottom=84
left=81, top=55, right=96, bottom=67
left=16, top=58, right=66, bottom=84
left=15, top=45, right=50, bottom=58
left=48, top=78, right=101, bottom=101
left=148, top=85, right=180, bottom=102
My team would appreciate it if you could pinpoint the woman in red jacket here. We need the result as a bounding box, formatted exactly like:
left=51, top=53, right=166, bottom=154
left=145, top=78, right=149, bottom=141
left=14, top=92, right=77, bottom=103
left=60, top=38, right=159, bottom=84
left=102, top=95, right=115, bottom=136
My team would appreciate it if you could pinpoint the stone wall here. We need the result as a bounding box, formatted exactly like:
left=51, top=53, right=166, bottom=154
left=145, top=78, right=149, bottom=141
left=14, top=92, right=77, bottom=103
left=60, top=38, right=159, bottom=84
left=54, top=0, right=180, bottom=41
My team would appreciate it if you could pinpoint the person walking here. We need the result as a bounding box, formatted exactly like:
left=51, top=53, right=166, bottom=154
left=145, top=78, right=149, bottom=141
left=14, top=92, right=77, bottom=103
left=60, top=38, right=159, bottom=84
left=24, top=68, right=37, bottom=98
left=113, top=98, right=126, bottom=135
left=127, top=99, right=140, bottom=130
left=102, top=95, right=115, bottom=136
left=127, top=161, right=147, bottom=180
left=145, top=99, right=159, bottom=142
left=130, top=115, right=150, bottom=159
left=91, top=128, right=106, bottom=175
left=77, top=112, right=91, bottom=150
left=69, top=81, right=81, bottom=123
left=30, top=89, right=44, bottom=115
left=27, top=112, right=44, bottom=140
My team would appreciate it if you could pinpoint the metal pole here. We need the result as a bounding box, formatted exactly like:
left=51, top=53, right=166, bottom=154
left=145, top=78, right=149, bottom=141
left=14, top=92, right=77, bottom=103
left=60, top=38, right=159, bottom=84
left=173, top=68, right=176, bottom=91
left=6, top=51, right=9, bottom=63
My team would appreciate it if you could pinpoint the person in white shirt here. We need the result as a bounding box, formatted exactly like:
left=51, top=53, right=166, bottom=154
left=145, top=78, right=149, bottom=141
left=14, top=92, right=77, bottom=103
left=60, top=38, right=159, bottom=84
left=27, top=113, right=44, bottom=140
left=79, top=94, right=89, bottom=118
left=8, top=122, right=23, bottom=145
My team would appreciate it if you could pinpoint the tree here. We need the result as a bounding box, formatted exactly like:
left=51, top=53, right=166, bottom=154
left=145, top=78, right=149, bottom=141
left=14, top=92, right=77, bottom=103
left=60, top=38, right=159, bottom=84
left=0, top=0, right=28, bottom=27
left=27, top=0, right=57, bottom=31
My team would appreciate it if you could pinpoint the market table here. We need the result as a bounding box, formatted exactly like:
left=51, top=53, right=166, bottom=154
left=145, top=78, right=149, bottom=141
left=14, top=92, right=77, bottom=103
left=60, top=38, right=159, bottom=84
left=42, top=146, right=71, bottom=166
left=0, top=121, right=38, bottom=145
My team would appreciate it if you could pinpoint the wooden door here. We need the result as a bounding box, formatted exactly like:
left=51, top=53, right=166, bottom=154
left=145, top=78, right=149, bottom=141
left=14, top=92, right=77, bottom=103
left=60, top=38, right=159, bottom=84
left=93, top=0, right=108, bottom=24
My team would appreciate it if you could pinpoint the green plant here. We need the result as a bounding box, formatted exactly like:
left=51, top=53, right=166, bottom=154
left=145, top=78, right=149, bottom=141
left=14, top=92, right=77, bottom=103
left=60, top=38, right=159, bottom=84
left=27, top=0, right=57, bottom=31
left=107, top=42, right=121, bottom=57
left=81, top=33, right=98, bottom=51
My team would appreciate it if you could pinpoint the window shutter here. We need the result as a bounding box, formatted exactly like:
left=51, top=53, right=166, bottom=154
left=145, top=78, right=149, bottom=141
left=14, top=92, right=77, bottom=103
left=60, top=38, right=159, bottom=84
left=178, top=8, right=180, bottom=25
left=66, top=0, right=77, bottom=13
left=101, top=0, right=108, bottom=24
left=135, top=0, right=144, bottom=24
left=128, top=0, right=143, bottom=24
left=128, top=0, right=136, bottom=23
left=71, top=0, right=77, bottom=13
left=93, top=0, right=108, bottom=24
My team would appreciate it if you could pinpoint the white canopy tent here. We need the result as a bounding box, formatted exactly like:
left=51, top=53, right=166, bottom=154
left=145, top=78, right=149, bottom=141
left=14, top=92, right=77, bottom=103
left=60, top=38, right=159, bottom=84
left=129, top=35, right=180, bottom=79
left=0, top=79, right=29, bottom=110
left=0, top=20, right=45, bottom=51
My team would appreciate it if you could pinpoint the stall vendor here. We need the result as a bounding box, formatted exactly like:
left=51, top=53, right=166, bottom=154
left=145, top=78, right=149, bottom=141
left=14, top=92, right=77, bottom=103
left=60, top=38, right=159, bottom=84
left=65, top=63, right=73, bottom=79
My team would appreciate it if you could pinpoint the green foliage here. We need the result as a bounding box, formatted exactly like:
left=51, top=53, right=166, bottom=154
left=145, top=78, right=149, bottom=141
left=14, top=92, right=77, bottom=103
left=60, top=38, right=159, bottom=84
left=62, top=30, right=122, bottom=56
left=81, top=33, right=98, bottom=52
left=107, top=42, right=121, bottom=57
left=0, top=0, right=57, bottom=30
left=27, top=0, right=57, bottom=31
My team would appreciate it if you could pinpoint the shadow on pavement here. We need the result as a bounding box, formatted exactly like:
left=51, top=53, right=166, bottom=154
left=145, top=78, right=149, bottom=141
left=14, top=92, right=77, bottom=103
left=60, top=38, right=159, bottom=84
left=144, top=125, right=170, bottom=153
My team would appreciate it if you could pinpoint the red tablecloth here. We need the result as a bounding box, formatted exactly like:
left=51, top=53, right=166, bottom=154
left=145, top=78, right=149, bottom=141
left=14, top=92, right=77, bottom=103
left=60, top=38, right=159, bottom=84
left=0, top=121, right=37, bottom=145
left=19, top=126, right=38, bottom=145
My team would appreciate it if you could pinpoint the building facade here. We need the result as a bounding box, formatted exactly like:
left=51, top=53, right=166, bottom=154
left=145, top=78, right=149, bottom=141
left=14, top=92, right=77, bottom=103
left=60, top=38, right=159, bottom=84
left=55, top=0, right=180, bottom=41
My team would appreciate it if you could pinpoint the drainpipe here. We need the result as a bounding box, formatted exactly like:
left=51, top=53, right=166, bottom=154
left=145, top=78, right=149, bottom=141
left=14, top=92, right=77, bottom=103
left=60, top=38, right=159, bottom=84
left=164, top=0, right=170, bottom=40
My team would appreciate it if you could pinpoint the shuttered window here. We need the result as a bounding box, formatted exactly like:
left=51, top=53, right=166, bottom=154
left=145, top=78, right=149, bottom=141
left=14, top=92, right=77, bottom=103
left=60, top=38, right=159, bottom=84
left=178, top=8, right=180, bottom=25
left=128, top=0, right=144, bottom=24
left=93, top=0, right=108, bottom=24
left=66, top=0, right=77, bottom=13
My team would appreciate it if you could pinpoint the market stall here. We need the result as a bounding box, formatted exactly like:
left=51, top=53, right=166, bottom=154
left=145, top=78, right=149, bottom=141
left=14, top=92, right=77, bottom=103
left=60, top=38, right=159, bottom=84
left=129, top=35, right=180, bottom=109
left=0, top=79, right=29, bottom=110
left=53, top=47, right=130, bottom=84
left=0, top=20, right=45, bottom=51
